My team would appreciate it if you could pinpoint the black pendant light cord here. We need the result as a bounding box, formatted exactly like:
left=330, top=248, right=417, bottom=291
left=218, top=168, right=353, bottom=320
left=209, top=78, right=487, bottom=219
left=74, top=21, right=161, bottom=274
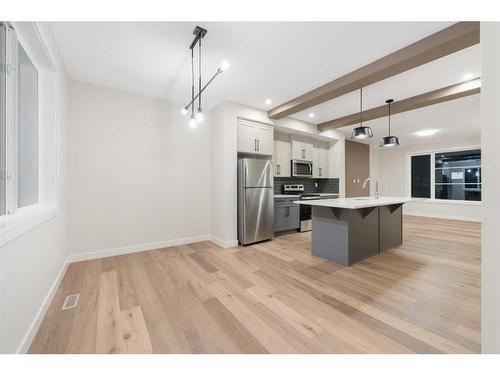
left=388, top=100, right=391, bottom=136
left=360, top=87, right=363, bottom=126
left=198, top=38, right=202, bottom=112
left=386, top=99, right=394, bottom=136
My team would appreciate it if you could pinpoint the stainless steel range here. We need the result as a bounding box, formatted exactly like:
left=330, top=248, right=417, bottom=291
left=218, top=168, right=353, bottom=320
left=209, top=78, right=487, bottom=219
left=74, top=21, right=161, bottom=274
left=282, top=184, right=320, bottom=232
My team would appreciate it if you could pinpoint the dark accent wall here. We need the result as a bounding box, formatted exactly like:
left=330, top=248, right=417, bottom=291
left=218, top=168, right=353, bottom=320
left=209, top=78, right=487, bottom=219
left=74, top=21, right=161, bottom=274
left=345, top=140, right=370, bottom=198
left=274, top=177, right=339, bottom=194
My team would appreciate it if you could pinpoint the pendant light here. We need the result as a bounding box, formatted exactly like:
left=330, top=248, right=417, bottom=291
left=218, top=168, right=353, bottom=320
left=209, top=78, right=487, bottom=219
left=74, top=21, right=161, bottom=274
left=351, top=87, right=373, bottom=140
left=181, top=26, right=229, bottom=127
left=380, top=99, right=400, bottom=147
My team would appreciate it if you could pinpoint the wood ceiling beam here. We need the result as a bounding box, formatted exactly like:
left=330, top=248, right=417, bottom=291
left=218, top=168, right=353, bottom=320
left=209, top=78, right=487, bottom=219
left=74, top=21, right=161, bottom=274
left=317, top=78, right=481, bottom=132
left=267, top=22, right=480, bottom=120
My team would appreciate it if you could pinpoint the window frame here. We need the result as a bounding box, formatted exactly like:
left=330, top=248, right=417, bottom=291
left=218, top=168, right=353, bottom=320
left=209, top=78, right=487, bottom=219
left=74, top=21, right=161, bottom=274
left=1, top=24, right=40, bottom=216
left=406, top=145, right=482, bottom=205
left=0, top=22, right=58, bottom=247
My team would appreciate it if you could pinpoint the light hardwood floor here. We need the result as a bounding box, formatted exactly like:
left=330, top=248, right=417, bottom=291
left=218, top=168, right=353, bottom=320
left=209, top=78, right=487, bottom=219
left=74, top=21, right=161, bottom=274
left=29, top=216, right=481, bottom=354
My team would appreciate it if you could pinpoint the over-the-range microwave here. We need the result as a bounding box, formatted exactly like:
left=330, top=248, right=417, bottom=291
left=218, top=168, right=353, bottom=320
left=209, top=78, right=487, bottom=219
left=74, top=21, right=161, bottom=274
left=291, top=159, right=313, bottom=178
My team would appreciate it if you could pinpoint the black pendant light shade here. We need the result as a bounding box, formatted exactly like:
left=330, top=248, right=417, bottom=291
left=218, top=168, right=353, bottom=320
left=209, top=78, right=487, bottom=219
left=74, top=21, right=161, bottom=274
left=380, top=135, right=400, bottom=147
left=352, top=126, right=374, bottom=139
left=380, top=99, right=400, bottom=148
left=351, top=87, right=373, bottom=140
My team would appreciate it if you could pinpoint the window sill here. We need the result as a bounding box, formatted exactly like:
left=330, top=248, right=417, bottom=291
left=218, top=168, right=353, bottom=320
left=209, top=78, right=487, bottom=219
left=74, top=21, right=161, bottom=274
left=409, top=198, right=482, bottom=206
left=0, top=204, right=58, bottom=247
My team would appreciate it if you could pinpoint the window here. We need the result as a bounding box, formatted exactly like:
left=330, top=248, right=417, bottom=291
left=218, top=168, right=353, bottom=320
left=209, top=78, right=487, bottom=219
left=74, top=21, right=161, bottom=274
left=1, top=24, right=6, bottom=215
left=410, top=148, right=481, bottom=202
left=0, top=23, right=39, bottom=217
left=17, top=43, right=38, bottom=207
left=435, top=149, right=481, bottom=201
left=411, top=154, right=431, bottom=198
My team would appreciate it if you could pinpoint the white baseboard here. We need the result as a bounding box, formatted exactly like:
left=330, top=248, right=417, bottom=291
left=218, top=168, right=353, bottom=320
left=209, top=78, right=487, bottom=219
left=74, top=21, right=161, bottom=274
left=404, top=212, right=481, bottom=222
left=209, top=235, right=239, bottom=248
left=16, top=257, right=69, bottom=354
left=68, top=235, right=211, bottom=263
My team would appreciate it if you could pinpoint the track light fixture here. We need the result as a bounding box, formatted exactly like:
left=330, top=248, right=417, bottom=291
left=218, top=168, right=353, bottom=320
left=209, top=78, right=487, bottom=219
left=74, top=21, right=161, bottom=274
left=181, top=26, right=229, bottom=127
left=351, top=87, right=373, bottom=140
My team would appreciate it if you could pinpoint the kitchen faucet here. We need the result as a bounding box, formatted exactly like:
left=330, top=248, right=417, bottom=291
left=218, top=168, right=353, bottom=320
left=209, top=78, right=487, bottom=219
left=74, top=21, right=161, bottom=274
left=363, top=177, right=379, bottom=199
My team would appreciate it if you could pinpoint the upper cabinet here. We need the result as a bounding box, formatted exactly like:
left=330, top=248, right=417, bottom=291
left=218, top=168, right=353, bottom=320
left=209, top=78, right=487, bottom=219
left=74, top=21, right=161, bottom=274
left=313, top=141, right=329, bottom=179
left=273, top=133, right=291, bottom=177
left=237, top=119, right=274, bottom=156
left=291, top=139, right=313, bottom=161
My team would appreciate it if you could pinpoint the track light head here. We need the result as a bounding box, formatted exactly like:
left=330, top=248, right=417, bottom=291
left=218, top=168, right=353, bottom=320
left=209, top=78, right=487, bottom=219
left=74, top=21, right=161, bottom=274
left=196, top=108, right=204, bottom=123
left=189, top=113, right=197, bottom=128
left=218, top=60, right=230, bottom=73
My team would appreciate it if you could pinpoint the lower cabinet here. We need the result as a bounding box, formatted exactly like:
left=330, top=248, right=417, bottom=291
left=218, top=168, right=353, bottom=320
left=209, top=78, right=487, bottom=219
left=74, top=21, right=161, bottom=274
left=274, top=198, right=299, bottom=232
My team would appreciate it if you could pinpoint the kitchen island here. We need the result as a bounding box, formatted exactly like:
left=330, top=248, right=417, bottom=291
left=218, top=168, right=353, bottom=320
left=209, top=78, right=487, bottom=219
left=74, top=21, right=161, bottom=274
left=294, top=197, right=412, bottom=266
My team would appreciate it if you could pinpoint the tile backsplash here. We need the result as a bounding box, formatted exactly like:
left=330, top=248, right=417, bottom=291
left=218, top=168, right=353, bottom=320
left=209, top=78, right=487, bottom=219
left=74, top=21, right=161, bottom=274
left=274, top=177, right=339, bottom=194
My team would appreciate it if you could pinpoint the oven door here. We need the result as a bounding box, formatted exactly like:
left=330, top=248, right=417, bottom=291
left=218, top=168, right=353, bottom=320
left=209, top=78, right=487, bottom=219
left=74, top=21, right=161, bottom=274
left=299, top=204, right=312, bottom=232
left=299, top=197, right=320, bottom=232
left=291, top=160, right=313, bottom=177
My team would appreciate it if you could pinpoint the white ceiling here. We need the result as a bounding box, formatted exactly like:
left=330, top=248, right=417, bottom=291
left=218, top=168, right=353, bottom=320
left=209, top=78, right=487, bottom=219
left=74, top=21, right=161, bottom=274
left=50, top=21, right=454, bottom=108
left=50, top=21, right=480, bottom=146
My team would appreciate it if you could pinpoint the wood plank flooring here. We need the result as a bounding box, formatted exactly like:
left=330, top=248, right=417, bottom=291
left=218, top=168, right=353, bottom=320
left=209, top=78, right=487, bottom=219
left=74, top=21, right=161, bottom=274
left=29, top=216, right=481, bottom=353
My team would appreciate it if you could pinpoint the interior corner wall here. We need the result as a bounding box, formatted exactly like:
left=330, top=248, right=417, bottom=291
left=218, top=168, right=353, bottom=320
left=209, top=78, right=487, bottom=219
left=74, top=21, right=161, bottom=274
left=481, top=21, right=500, bottom=354
left=371, top=136, right=482, bottom=222
left=67, top=81, right=211, bottom=257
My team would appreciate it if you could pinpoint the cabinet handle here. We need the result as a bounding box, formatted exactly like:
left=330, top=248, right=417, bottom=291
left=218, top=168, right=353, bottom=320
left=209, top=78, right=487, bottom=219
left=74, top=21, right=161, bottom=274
left=302, top=149, right=305, bottom=159
left=277, top=164, right=280, bottom=175
left=254, top=139, right=257, bottom=151
left=285, top=207, right=289, bottom=217
left=319, top=167, right=322, bottom=176
left=257, top=139, right=260, bottom=151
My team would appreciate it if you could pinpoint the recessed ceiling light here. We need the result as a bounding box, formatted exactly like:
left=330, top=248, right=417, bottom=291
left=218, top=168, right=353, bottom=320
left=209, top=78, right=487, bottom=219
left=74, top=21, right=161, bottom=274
left=308, top=113, right=315, bottom=118
left=265, top=99, right=272, bottom=105
left=415, top=129, right=438, bottom=137
left=462, top=73, right=474, bottom=81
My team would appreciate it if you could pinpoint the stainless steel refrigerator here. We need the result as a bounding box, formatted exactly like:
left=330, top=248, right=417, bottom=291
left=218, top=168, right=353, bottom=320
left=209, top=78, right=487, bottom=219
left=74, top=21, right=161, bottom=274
left=238, top=158, right=274, bottom=245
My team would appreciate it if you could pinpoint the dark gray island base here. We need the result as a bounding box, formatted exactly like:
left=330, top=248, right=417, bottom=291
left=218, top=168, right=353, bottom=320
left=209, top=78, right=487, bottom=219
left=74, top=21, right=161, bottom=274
left=295, top=197, right=412, bottom=266
left=311, top=204, right=403, bottom=266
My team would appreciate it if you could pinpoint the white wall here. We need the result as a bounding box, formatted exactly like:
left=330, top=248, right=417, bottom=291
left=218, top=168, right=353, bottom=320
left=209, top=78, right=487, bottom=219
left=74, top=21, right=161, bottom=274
left=371, top=136, right=482, bottom=222
left=67, top=81, right=211, bottom=257
left=481, top=22, right=500, bottom=354
left=0, top=23, right=69, bottom=353
left=209, top=101, right=345, bottom=246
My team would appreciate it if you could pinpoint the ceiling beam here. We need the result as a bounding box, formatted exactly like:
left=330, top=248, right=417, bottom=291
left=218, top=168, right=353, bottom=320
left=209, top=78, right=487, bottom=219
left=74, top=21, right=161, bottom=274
left=267, top=22, right=480, bottom=120
left=317, top=78, right=481, bottom=132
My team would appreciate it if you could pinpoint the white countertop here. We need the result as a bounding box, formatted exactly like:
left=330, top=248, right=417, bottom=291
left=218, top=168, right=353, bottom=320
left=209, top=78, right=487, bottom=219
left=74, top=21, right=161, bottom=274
left=293, top=196, right=413, bottom=209
left=274, top=193, right=339, bottom=199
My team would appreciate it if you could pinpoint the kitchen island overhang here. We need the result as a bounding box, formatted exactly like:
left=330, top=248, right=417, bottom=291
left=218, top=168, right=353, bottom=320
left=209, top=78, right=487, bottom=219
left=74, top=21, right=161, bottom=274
left=294, top=197, right=413, bottom=266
